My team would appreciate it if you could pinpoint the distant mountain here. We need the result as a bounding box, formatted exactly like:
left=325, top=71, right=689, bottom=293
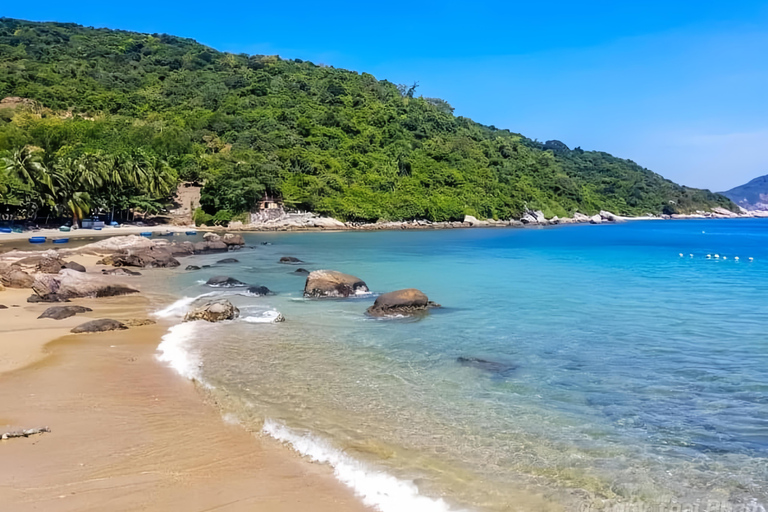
left=720, top=175, right=768, bottom=211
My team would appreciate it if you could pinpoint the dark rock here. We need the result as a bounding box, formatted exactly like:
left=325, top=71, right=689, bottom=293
left=293, top=268, right=311, bottom=275
left=37, top=256, right=64, bottom=274
left=63, top=261, right=86, bottom=273
left=71, top=318, right=128, bottom=334
left=183, top=299, right=239, bottom=322
left=279, top=256, right=304, bottom=264
left=202, top=265, right=211, bottom=268
left=185, top=265, right=201, bottom=271
left=0, top=305, right=7, bottom=309
left=242, top=285, right=271, bottom=296
left=206, top=276, right=247, bottom=288
left=217, top=258, right=239, bottom=264
left=261, top=242, right=272, bottom=246
left=38, top=305, right=93, bottom=320
left=304, top=270, right=369, bottom=298
left=169, top=241, right=195, bottom=257
left=102, top=268, right=142, bottom=276
left=457, top=357, right=518, bottom=376
left=366, top=288, right=439, bottom=316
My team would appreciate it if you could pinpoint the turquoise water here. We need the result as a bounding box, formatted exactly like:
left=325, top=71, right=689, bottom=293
left=158, top=220, right=768, bottom=511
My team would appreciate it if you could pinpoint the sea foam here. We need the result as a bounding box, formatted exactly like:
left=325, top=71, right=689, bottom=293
left=153, top=292, right=218, bottom=319
left=262, top=419, right=462, bottom=512
left=155, top=322, right=207, bottom=383
left=242, top=310, right=284, bottom=323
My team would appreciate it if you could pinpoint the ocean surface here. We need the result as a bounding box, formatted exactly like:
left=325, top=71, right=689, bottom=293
left=153, top=220, right=768, bottom=512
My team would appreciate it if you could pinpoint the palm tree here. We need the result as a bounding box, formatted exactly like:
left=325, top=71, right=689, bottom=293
left=1, top=147, right=56, bottom=209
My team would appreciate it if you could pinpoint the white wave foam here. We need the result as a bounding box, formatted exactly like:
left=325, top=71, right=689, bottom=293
left=263, top=419, right=461, bottom=512
left=153, top=292, right=218, bottom=318
left=155, top=322, right=208, bottom=385
left=242, top=310, right=284, bottom=323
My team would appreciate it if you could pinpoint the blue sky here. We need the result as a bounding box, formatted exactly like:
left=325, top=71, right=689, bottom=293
left=4, top=1, right=768, bottom=191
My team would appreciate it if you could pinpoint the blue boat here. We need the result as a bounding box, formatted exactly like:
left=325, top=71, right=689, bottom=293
left=29, top=236, right=46, bottom=244
left=140, top=232, right=152, bottom=237
left=53, top=238, right=70, bottom=244
left=0, top=227, right=11, bottom=234
left=94, top=226, right=103, bottom=231
left=185, top=231, right=198, bottom=235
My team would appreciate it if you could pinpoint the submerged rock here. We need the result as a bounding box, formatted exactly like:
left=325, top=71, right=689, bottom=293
left=279, top=256, right=304, bottom=264
left=366, top=288, right=440, bottom=316
left=292, top=268, right=311, bottom=275
left=38, top=305, right=93, bottom=320
left=71, top=318, right=128, bottom=333
left=183, top=299, right=239, bottom=322
left=185, top=265, right=201, bottom=271
left=206, top=276, right=247, bottom=288
left=303, top=270, right=369, bottom=298
left=217, top=258, right=239, bottom=264
left=457, top=357, right=518, bottom=376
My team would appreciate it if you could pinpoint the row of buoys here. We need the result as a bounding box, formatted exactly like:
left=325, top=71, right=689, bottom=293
left=679, top=253, right=754, bottom=261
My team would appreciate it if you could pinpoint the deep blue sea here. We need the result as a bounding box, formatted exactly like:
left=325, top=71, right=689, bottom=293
left=154, top=220, right=768, bottom=512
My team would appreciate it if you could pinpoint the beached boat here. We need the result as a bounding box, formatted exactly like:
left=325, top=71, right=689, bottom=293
left=53, top=238, right=70, bottom=244
left=0, top=227, right=11, bottom=234
left=59, top=226, right=71, bottom=232
left=185, top=230, right=198, bottom=235
left=93, top=226, right=103, bottom=231
left=140, top=232, right=152, bottom=237
left=28, top=236, right=46, bottom=244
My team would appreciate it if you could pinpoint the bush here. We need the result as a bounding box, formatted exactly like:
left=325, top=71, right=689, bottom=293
left=193, top=208, right=213, bottom=226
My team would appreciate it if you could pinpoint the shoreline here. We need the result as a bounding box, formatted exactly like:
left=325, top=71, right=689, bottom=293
left=0, top=257, right=373, bottom=511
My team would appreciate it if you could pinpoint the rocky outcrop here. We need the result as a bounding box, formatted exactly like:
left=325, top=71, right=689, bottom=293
left=97, top=245, right=180, bottom=268
left=183, top=299, right=239, bottom=322
left=217, top=258, right=239, bottom=264
left=303, top=270, right=369, bottom=298
left=203, top=232, right=221, bottom=242
left=366, top=288, right=440, bottom=316
left=38, top=305, right=93, bottom=320
left=599, top=210, right=622, bottom=222
left=185, top=265, right=201, bottom=271
left=31, top=269, right=139, bottom=302
left=279, top=256, right=303, bottom=264
left=573, top=212, right=590, bottom=223
left=73, top=235, right=155, bottom=255
left=589, top=214, right=603, bottom=224
left=206, top=276, right=247, bottom=287
left=192, top=240, right=228, bottom=253
left=71, top=319, right=128, bottom=333
left=463, top=215, right=489, bottom=227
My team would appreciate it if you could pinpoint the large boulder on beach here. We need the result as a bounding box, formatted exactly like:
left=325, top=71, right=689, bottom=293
left=203, top=232, right=222, bottom=242
left=303, top=270, right=369, bottom=298
left=169, top=241, right=195, bottom=257
left=31, top=269, right=139, bottom=302
left=38, top=305, right=93, bottom=320
left=192, top=240, right=228, bottom=254
left=0, top=265, right=35, bottom=288
left=366, top=288, right=439, bottom=316
left=183, top=299, right=239, bottom=322
left=97, top=245, right=180, bottom=268
left=71, top=318, right=128, bottom=333
left=73, top=235, right=155, bottom=255
left=13, top=253, right=65, bottom=274
left=222, top=233, right=245, bottom=246
left=102, top=268, right=142, bottom=276
left=206, top=275, right=247, bottom=287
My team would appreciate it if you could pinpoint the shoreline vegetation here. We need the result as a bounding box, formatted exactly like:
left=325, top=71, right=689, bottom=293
left=0, top=234, right=373, bottom=512
left=0, top=18, right=739, bottom=234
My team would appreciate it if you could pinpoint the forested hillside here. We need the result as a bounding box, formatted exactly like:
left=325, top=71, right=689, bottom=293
left=0, top=18, right=736, bottom=224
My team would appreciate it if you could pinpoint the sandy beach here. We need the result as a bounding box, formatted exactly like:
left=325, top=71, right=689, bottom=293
left=0, top=250, right=371, bottom=511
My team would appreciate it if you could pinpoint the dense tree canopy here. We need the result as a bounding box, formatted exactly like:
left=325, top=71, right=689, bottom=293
left=0, top=18, right=736, bottom=224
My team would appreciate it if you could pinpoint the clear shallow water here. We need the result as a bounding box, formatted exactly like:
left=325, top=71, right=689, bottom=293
left=157, top=220, right=768, bottom=512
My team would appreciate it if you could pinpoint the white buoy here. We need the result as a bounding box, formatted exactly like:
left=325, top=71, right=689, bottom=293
left=715, top=254, right=720, bottom=259
left=749, top=257, right=754, bottom=261
left=679, top=253, right=684, bottom=257
left=735, top=256, right=739, bottom=261
left=689, top=254, right=693, bottom=258
left=723, top=256, right=727, bottom=260
left=706, top=254, right=711, bottom=259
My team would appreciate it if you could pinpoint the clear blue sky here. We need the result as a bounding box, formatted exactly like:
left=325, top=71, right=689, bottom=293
left=4, top=1, right=768, bottom=191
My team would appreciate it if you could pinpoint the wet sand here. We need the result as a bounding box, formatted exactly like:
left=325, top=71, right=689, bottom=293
left=0, top=273, right=371, bottom=511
